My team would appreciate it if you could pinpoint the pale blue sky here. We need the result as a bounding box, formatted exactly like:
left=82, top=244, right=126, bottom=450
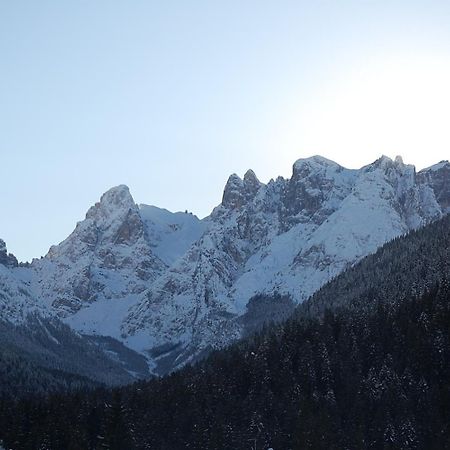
left=1, top=1, right=450, bottom=261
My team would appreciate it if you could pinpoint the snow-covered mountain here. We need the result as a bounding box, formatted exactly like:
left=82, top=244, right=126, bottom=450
left=1, top=155, right=449, bottom=375
left=0, top=241, right=150, bottom=384
left=0, top=240, right=47, bottom=323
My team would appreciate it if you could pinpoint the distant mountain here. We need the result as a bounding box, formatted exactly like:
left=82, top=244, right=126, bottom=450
left=1, top=155, right=449, bottom=375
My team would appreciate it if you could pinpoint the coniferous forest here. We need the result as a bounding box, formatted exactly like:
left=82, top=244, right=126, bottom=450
left=0, top=215, right=449, bottom=450
left=0, top=280, right=449, bottom=449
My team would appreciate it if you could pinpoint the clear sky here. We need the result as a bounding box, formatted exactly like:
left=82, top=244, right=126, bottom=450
left=1, top=1, right=450, bottom=261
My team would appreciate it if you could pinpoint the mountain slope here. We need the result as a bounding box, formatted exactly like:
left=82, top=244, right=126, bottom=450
left=0, top=242, right=151, bottom=385
left=0, top=241, right=47, bottom=323
left=121, top=156, right=448, bottom=372
left=31, top=185, right=168, bottom=316
left=0, top=317, right=140, bottom=388
left=1, top=155, right=448, bottom=376
left=301, top=212, right=450, bottom=317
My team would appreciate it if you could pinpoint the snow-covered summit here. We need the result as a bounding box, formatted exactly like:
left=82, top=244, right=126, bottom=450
left=422, top=160, right=450, bottom=172
left=293, top=154, right=342, bottom=170
left=31, top=185, right=167, bottom=315
left=85, top=184, right=136, bottom=223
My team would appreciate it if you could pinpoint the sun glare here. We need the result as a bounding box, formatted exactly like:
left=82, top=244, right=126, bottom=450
left=294, top=55, right=450, bottom=169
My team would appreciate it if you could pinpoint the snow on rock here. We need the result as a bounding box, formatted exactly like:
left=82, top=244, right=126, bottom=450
left=0, top=241, right=45, bottom=323
left=121, top=155, right=448, bottom=372
left=139, top=205, right=207, bottom=266
left=417, top=160, right=450, bottom=213
left=1, top=155, right=448, bottom=375
left=30, top=185, right=168, bottom=317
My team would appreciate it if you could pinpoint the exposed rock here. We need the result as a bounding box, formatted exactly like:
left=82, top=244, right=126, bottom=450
left=0, top=239, right=18, bottom=268
left=222, top=170, right=262, bottom=210
left=1, top=155, right=448, bottom=376
left=418, top=161, right=450, bottom=213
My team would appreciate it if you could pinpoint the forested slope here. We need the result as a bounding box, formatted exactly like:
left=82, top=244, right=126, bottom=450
left=301, top=214, right=450, bottom=316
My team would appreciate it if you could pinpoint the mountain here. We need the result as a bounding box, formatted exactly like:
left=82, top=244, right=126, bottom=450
left=300, top=211, right=450, bottom=318
left=0, top=241, right=47, bottom=323
left=1, top=155, right=449, bottom=375
left=2, top=213, right=449, bottom=450
left=121, top=155, right=448, bottom=372
left=0, top=241, right=151, bottom=386
left=30, top=185, right=169, bottom=316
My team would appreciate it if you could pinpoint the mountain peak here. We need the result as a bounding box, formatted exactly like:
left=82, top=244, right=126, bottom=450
left=421, top=160, right=450, bottom=172
left=243, top=169, right=258, bottom=182
left=366, top=155, right=417, bottom=175
left=86, top=185, right=136, bottom=223
left=0, top=239, right=18, bottom=268
left=291, top=155, right=343, bottom=181
left=243, top=169, right=261, bottom=194
left=376, top=154, right=393, bottom=165
left=294, top=155, right=339, bottom=167
left=99, top=184, right=134, bottom=208
left=222, top=174, right=244, bottom=209
left=394, top=155, right=404, bottom=165
left=222, top=170, right=262, bottom=209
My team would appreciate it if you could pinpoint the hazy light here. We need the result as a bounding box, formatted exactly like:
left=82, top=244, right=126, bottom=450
left=284, top=53, right=450, bottom=170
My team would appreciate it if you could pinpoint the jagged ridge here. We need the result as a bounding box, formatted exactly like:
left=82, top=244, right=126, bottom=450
left=1, top=155, right=449, bottom=375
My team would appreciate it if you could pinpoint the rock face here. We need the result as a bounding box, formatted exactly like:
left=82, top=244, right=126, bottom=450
left=31, top=185, right=169, bottom=315
left=2, top=156, right=449, bottom=375
left=417, top=161, right=450, bottom=213
left=0, top=239, right=18, bottom=268
left=0, top=240, right=45, bottom=323
left=121, top=156, right=448, bottom=373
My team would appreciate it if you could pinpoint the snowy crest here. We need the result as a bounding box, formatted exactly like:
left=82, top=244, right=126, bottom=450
left=2, top=155, right=449, bottom=374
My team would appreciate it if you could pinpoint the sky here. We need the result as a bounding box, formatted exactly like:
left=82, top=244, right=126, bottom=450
left=1, top=1, right=450, bottom=261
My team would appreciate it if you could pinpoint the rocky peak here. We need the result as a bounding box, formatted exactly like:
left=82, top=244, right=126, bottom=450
left=394, top=155, right=404, bottom=165
left=47, top=185, right=142, bottom=261
left=418, top=161, right=450, bottom=213
left=367, top=155, right=411, bottom=173
left=363, top=155, right=416, bottom=193
left=86, top=185, right=137, bottom=225
left=292, top=155, right=340, bottom=174
left=0, top=239, right=18, bottom=268
left=31, top=184, right=169, bottom=315
left=243, top=169, right=262, bottom=200
left=222, top=170, right=262, bottom=210
left=222, top=174, right=244, bottom=209
left=365, top=155, right=394, bottom=171
left=101, top=184, right=134, bottom=207
left=243, top=169, right=260, bottom=187
left=283, top=155, right=352, bottom=224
